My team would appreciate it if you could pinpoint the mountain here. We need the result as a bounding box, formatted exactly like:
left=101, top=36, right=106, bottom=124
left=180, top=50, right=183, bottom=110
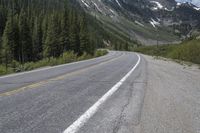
left=176, top=0, right=200, bottom=7
left=77, top=0, right=200, bottom=45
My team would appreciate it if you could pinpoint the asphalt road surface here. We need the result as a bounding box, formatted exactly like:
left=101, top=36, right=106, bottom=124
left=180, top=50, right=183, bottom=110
left=0, top=51, right=200, bottom=133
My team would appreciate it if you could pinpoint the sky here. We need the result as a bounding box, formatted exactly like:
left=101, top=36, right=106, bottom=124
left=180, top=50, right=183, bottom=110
left=176, top=0, right=200, bottom=7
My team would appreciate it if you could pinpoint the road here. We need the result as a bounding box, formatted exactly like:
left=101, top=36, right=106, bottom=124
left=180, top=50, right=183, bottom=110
left=0, top=51, right=200, bottom=133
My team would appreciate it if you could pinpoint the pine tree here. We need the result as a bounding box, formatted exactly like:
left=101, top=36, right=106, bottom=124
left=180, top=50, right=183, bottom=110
left=69, top=9, right=79, bottom=53
left=44, top=13, right=60, bottom=58
left=2, top=13, right=19, bottom=68
left=42, top=16, right=48, bottom=48
left=0, top=5, right=7, bottom=36
left=19, top=10, right=32, bottom=63
left=79, top=14, right=90, bottom=55
left=59, top=12, right=69, bottom=53
left=124, top=42, right=129, bottom=51
left=0, top=0, right=99, bottom=67
left=32, top=16, right=43, bottom=61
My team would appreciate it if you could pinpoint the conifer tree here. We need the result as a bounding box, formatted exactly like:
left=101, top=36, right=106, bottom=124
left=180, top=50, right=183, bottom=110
left=2, top=12, right=19, bottom=67
left=69, top=10, right=79, bottom=53
left=79, top=14, right=90, bottom=55
left=44, top=13, right=60, bottom=58
left=59, top=12, right=69, bottom=53
left=0, top=0, right=100, bottom=68
left=19, top=10, right=32, bottom=63
left=124, top=42, right=129, bottom=51
left=32, top=17, right=43, bottom=61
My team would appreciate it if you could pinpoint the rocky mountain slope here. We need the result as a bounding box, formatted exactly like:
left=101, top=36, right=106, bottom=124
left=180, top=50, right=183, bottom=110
left=77, top=0, right=200, bottom=45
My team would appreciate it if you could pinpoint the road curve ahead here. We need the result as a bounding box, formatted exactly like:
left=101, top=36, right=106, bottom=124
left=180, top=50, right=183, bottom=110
left=0, top=51, right=146, bottom=133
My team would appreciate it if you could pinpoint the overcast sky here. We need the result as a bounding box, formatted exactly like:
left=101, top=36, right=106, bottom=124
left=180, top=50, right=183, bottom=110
left=176, top=0, right=200, bottom=7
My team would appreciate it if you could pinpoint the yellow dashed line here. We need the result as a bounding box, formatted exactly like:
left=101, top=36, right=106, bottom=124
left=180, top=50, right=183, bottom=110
left=0, top=54, right=124, bottom=97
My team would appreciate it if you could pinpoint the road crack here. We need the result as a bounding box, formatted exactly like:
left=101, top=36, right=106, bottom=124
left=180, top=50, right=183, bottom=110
left=112, top=82, right=134, bottom=133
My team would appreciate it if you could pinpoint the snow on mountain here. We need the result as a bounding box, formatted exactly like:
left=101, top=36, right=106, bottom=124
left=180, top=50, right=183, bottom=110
left=80, top=0, right=90, bottom=8
left=77, top=0, right=200, bottom=44
left=149, top=18, right=160, bottom=28
left=176, top=0, right=200, bottom=7
left=194, top=7, right=200, bottom=10
left=150, top=1, right=164, bottom=10
left=115, top=0, right=122, bottom=8
left=135, top=21, right=145, bottom=27
left=176, top=1, right=200, bottom=11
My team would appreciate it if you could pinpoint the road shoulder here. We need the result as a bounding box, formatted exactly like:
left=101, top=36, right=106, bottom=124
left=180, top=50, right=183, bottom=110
left=135, top=55, right=200, bottom=133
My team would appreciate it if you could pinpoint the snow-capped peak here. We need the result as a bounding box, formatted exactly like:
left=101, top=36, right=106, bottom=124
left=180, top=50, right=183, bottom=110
left=150, top=1, right=164, bottom=10
left=194, top=6, right=200, bottom=10
left=176, top=0, right=200, bottom=7
left=176, top=1, right=200, bottom=11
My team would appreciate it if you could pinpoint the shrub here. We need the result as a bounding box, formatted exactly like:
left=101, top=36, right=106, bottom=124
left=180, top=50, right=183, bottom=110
left=95, top=49, right=108, bottom=57
left=134, top=39, right=200, bottom=64
left=0, top=65, right=13, bottom=75
left=169, top=40, right=200, bottom=64
left=0, top=50, right=108, bottom=76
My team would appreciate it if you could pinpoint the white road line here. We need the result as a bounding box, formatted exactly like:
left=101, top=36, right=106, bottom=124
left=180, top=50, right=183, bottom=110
left=0, top=51, right=114, bottom=79
left=63, top=53, right=141, bottom=133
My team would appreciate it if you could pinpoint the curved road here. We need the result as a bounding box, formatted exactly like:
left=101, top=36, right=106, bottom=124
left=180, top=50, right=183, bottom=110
left=1, top=51, right=200, bottom=133
left=0, top=51, right=146, bottom=133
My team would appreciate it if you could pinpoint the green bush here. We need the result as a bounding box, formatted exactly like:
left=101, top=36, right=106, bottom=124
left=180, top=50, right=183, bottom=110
left=78, top=52, right=92, bottom=61
left=0, top=50, right=108, bottom=76
left=62, top=51, right=78, bottom=63
left=169, top=40, right=200, bottom=64
left=95, top=49, right=108, bottom=57
left=134, top=39, right=200, bottom=64
left=0, top=65, right=13, bottom=75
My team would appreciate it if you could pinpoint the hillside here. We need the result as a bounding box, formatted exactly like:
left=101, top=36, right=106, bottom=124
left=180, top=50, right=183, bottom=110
left=0, top=0, right=112, bottom=74
left=134, top=38, right=200, bottom=64
left=78, top=0, right=200, bottom=45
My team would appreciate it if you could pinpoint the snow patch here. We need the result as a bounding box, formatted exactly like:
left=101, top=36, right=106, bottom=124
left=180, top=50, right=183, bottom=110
left=194, top=7, right=200, bottom=10
left=177, top=2, right=182, bottom=6
left=115, top=0, right=122, bottom=8
left=165, top=7, right=174, bottom=11
left=92, top=1, right=103, bottom=13
left=150, top=1, right=163, bottom=10
left=80, top=0, right=90, bottom=8
left=109, top=9, right=115, bottom=14
left=135, top=21, right=144, bottom=27
left=149, top=18, right=160, bottom=28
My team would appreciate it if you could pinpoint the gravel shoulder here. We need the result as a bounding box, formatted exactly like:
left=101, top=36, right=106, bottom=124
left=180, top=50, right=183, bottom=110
left=135, top=55, right=200, bottom=133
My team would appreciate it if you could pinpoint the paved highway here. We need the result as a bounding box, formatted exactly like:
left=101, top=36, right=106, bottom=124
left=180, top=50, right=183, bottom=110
left=0, top=51, right=145, bottom=133
left=0, top=51, right=200, bottom=133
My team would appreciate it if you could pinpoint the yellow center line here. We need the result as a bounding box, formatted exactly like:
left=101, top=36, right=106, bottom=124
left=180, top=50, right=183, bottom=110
left=0, top=53, right=124, bottom=97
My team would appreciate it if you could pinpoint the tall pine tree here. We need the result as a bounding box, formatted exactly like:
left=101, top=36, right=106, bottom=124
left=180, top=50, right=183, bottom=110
left=59, top=12, right=69, bottom=53
left=19, top=10, right=32, bottom=63
left=79, top=14, right=90, bottom=55
left=32, top=16, right=43, bottom=61
left=44, top=13, right=60, bottom=58
left=2, top=12, right=19, bottom=68
left=69, top=9, right=79, bottom=54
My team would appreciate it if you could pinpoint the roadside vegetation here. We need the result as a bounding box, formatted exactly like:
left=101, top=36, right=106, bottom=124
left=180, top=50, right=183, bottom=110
left=0, top=0, right=112, bottom=76
left=0, top=49, right=108, bottom=76
left=134, top=39, right=200, bottom=64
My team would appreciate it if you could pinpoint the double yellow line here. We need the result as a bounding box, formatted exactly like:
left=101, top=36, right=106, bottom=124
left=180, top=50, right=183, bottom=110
left=0, top=53, right=124, bottom=97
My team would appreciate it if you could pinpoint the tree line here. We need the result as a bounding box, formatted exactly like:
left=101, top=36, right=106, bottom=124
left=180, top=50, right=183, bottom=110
left=0, top=0, right=99, bottom=68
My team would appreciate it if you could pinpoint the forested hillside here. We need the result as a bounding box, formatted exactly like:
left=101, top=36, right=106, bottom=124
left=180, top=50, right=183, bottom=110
left=0, top=0, right=105, bottom=70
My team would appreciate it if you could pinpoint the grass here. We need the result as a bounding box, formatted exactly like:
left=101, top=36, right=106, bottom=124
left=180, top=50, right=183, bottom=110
left=134, top=39, right=200, bottom=64
left=0, top=49, right=108, bottom=76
